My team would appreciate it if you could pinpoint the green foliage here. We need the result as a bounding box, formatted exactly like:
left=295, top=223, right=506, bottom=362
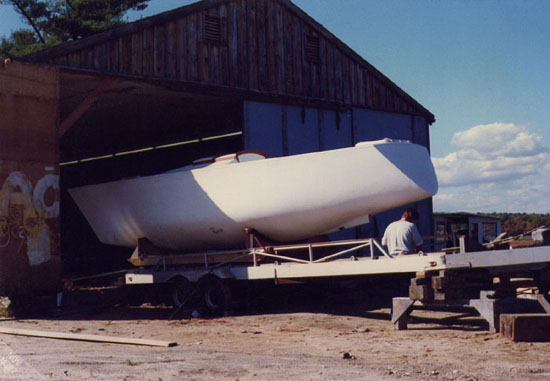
left=0, top=0, right=150, bottom=58
left=485, top=212, right=550, bottom=236
left=0, top=29, right=53, bottom=57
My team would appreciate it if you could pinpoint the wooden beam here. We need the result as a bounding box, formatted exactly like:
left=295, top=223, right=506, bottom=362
left=59, top=76, right=115, bottom=136
left=0, top=326, right=177, bottom=347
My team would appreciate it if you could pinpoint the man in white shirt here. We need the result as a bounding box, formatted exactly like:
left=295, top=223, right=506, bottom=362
left=381, top=208, right=423, bottom=256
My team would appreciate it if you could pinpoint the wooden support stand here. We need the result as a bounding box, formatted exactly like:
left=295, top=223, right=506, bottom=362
left=391, top=297, right=416, bottom=330
left=500, top=314, right=550, bottom=342
left=393, top=292, right=550, bottom=333
left=392, top=291, right=501, bottom=332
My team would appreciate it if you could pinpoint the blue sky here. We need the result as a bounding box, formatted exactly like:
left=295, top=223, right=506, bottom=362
left=1, top=0, right=549, bottom=213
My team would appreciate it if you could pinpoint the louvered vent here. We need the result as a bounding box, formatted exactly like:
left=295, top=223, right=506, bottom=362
left=305, top=35, right=320, bottom=64
left=204, top=15, right=222, bottom=43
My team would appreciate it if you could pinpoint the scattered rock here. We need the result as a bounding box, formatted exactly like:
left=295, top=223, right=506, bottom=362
left=342, top=352, right=356, bottom=360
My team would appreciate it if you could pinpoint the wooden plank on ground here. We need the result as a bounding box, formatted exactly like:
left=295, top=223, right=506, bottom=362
left=0, top=327, right=177, bottom=347
left=500, top=314, right=550, bottom=342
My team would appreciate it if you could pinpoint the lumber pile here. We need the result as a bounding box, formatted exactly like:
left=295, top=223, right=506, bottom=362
left=408, top=270, right=493, bottom=302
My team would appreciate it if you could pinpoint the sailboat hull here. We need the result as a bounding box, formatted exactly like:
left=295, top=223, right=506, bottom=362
left=69, top=139, right=438, bottom=251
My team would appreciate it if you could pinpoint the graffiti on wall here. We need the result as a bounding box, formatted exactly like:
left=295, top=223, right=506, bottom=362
left=0, top=171, right=59, bottom=266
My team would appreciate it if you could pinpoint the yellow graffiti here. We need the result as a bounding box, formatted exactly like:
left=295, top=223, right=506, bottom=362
left=0, top=171, right=59, bottom=265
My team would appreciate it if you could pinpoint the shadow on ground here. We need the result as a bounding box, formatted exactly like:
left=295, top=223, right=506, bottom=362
left=8, top=274, right=506, bottom=333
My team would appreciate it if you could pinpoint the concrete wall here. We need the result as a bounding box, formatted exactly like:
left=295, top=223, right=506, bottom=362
left=0, top=61, right=61, bottom=295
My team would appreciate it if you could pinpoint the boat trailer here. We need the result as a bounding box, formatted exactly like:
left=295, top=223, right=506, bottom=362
left=123, top=230, right=550, bottom=331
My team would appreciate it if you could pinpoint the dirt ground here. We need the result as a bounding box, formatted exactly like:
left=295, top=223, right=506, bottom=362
left=1, top=288, right=550, bottom=381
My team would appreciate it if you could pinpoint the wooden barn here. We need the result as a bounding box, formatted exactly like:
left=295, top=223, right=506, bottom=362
left=1, top=0, right=436, bottom=281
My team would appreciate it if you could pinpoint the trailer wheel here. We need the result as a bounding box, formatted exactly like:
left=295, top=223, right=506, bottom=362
left=171, top=277, right=195, bottom=309
left=198, top=275, right=232, bottom=315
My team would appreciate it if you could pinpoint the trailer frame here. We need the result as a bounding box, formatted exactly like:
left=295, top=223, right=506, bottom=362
left=123, top=231, right=550, bottom=324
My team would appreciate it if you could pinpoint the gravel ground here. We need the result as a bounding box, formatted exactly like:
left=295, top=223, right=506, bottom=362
left=0, top=288, right=549, bottom=380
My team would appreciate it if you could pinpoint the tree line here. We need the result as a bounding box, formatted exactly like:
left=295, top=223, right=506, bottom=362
left=485, top=213, right=550, bottom=236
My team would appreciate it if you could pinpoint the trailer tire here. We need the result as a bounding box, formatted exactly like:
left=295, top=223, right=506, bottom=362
left=171, top=277, right=196, bottom=309
left=198, top=275, right=232, bottom=316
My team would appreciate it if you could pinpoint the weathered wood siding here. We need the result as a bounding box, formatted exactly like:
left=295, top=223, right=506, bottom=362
left=41, top=0, right=429, bottom=119
left=0, top=61, right=61, bottom=295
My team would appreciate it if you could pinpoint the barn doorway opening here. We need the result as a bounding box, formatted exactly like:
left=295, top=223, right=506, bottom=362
left=58, top=72, right=243, bottom=275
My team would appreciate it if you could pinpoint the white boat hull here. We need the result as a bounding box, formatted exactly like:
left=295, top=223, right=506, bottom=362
left=69, top=139, right=438, bottom=251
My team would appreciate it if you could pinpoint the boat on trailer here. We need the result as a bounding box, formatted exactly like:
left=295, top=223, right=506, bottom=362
left=69, top=138, right=438, bottom=253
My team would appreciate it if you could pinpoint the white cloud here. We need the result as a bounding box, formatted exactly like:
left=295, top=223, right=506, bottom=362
left=451, top=123, right=546, bottom=158
left=432, top=122, right=550, bottom=213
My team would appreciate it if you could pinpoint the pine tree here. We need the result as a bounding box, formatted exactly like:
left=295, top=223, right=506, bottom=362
left=0, top=0, right=150, bottom=58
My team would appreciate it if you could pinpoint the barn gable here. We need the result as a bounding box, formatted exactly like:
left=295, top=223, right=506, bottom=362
left=20, top=0, right=437, bottom=262
left=26, top=0, right=434, bottom=123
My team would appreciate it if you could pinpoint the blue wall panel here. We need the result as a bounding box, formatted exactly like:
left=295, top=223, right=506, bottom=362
left=285, top=106, right=320, bottom=155
left=353, top=108, right=412, bottom=143
left=243, top=101, right=284, bottom=157
left=416, top=199, right=434, bottom=247
left=243, top=101, right=434, bottom=251
left=351, top=108, right=434, bottom=249
left=319, top=110, right=353, bottom=150
left=318, top=110, right=355, bottom=241
left=413, top=116, right=429, bottom=148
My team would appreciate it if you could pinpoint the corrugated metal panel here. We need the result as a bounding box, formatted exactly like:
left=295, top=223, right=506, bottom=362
left=0, top=61, right=61, bottom=295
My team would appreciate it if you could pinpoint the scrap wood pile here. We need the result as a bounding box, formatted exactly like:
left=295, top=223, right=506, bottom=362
left=442, top=226, right=549, bottom=253
left=488, top=226, right=549, bottom=249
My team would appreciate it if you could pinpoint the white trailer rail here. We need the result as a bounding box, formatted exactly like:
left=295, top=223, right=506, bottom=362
left=125, top=238, right=550, bottom=287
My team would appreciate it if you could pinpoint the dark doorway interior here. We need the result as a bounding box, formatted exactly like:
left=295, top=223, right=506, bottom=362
left=59, top=73, right=243, bottom=276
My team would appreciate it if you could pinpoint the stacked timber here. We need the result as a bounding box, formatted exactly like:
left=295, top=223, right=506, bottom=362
left=408, top=270, right=494, bottom=302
